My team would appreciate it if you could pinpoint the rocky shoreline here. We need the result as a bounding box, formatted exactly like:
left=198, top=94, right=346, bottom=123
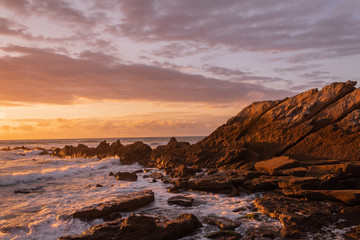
left=36, top=81, right=360, bottom=239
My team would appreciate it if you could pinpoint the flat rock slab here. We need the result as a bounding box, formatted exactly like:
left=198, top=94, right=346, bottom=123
left=60, top=213, right=202, bottom=240
left=305, top=164, right=360, bottom=178
left=255, top=156, right=298, bottom=175
left=282, top=189, right=360, bottom=205
left=254, top=192, right=343, bottom=238
left=167, top=195, right=194, bottom=207
left=72, top=190, right=154, bottom=221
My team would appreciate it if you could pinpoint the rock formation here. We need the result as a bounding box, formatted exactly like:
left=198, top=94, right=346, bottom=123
left=184, top=80, right=360, bottom=168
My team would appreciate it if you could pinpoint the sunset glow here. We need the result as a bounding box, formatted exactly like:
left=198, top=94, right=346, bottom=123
left=1, top=0, right=360, bottom=139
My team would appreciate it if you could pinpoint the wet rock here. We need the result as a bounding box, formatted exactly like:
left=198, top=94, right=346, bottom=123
left=72, top=190, right=154, bottom=221
left=39, top=150, right=49, bottom=155
left=14, top=186, right=43, bottom=194
left=149, top=137, right=190, bottom=169
left=254, top=192, right=343, bottom=238
left=102, top=212, right=122, bottom=221
left=167, top=186, right=181, bottom=193
left=254, top=156, right=298, bottom=175
left=204, top=215, right=240, bottom=230
left=120, top=141, right=152, bottom=166
left=114, top=172, right=138, bottom=181
left=149, top=172, right=164, bottom=179
left=60, top=213, right=202, bottom=240
left=344, top=225, right=360, bottom=240
left=338, top=206, right=360, bottom=226
left=205, top=230, right=242, bottom=239
left=108, top=171, right=114, bottom=176
left=175, top=175, right=232, bottom=194
left=244, top=225, right=281, bottom=240
left=132, top=169, right=143, bottom=174
left=95, top=184, right=103, bottom=188
left=51, top=140, right=123, bottom=158
left=167, top=195, right=194, bottom=207
left=242, top=213, right=262, bottom=221
left=170, top=164, right=196, bottom=178
left=282, top=189, right=360, bottom=205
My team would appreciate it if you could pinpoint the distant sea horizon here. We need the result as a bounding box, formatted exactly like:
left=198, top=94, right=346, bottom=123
left=0, top=136, right=206, bottom=149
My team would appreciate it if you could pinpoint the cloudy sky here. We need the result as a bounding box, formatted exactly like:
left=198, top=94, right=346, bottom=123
left=0, top=0, right=359, bottom=139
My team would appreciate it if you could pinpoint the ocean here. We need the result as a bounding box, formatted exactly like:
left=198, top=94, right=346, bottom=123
left=0, top=137, right=343, bottom=240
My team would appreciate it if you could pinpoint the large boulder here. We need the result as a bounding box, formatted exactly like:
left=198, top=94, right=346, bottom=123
left=60, top=213, right=202, bottom=240
left=72, top=190, right=154, bottom=221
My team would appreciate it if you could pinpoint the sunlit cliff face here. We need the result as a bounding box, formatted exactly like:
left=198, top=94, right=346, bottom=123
left=0, top=0, right=360, bottom=139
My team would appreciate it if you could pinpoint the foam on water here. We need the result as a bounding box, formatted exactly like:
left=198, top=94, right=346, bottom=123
left=0, top=138, right=351, bottom=240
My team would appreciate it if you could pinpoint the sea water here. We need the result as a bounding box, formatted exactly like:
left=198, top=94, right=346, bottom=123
left=0, top=137, right=346, bottom=240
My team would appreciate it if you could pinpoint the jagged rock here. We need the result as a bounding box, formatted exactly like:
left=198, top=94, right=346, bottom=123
left=60, top=213, right=202, bottom=240
left=149, top=172, right=164, bottom=179
left=149, top=137, right=190, bottom=169
left=254, top=192, right=344, bottom=238
left=169, top=164, right=196, bottom=178
left=254, top=156, right=298, bottom=175
left=204, top=215, right=240, bottom=230
left=120, top=141, right=152, bottom=166
left=72, top=190, right=154, bottom=221
left=184, top=81, right=360, bottom=168
left=51, top=140, right=123, bottom=158
left=114, top=172, right=138, bottom=181
left=167, top=195, right=194, bottom=207
left=282, top=189, right=360, bottom=205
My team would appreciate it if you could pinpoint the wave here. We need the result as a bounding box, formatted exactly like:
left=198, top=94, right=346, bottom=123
left=0, top=158, right=119, bottom=186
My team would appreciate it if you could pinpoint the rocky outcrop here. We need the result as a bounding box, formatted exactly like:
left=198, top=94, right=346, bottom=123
left=59, top=213, right=202, bottom=240
left=150, top=137, right=191, bottom=169
left=185, top=81, right=360, bottom=168
left=119, top=141, right=152, bottom=166
left=72, top=190, right=154, bottom=221
left=254, top=192, right=344, bottom=238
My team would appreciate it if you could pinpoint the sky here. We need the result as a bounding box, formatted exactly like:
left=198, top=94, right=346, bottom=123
left=0, top=0, right=359, bottom=140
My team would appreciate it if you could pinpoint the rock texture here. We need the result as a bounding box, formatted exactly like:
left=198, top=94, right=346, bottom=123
left=72, top=190, right=154, bottom=221
left=185, top=81, right=360, bottom=167
left=59, top=213, right=202, bottom=240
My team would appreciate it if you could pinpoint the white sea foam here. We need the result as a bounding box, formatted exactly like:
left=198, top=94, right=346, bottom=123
left=0, top=157, right=120, bottom=186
